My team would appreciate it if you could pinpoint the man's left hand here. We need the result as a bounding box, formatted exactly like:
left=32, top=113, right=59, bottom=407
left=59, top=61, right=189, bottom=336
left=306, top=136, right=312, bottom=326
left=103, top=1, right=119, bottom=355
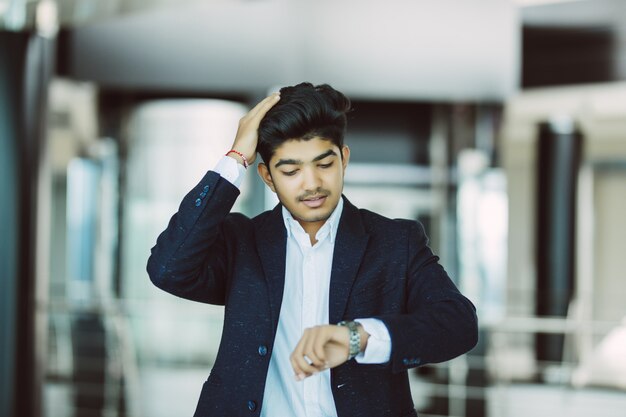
left=290, top=324, right=369, bottom=381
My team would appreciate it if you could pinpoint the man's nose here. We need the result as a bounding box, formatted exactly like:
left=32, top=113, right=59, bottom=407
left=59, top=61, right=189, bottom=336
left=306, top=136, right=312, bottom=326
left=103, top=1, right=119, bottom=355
left=302, top=167, right=322, bottom=190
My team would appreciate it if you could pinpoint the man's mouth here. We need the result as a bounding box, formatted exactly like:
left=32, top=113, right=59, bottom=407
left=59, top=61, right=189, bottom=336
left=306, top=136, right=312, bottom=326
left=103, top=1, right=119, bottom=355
left=301, top=195, right=327, bottom=208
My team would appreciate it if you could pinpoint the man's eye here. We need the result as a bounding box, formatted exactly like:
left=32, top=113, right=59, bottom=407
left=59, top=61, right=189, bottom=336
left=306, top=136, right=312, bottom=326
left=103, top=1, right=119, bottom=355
left=282, top=170, right=298, bottom=176
left=319, top=162, right=334, bottom=169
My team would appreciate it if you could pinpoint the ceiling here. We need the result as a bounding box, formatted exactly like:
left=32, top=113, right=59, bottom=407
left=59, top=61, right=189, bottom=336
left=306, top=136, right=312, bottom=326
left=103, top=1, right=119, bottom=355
left=3, top=0, right=620, bottom=100
left=61, top=0, right=519, bottom=100
left=0, top=0, right=607, bottom=32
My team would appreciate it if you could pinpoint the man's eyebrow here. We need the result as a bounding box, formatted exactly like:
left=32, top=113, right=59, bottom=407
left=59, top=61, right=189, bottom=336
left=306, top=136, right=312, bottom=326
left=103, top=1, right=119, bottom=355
left=274, top=149, right=337, bottom=169
left=274, top=158, right=302, bottom=169
left=312, top=149, right=337, bottom=162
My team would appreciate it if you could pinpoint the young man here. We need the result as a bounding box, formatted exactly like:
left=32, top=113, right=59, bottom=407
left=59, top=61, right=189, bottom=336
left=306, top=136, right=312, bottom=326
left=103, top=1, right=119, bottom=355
left=147, top=83, right=478, bottom=417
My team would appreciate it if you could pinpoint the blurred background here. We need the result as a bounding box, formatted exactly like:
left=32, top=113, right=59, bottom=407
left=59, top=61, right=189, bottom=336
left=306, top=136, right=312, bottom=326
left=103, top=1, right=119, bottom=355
left=2, top=0, right=626, bottom=416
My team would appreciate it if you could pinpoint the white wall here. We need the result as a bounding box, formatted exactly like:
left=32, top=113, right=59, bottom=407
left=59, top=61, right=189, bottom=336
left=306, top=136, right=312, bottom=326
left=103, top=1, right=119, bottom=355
left=66, top=0, right=519, bottom=101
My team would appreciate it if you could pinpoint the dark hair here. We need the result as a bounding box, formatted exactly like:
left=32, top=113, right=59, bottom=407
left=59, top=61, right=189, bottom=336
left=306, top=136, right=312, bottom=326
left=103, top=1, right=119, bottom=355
left=257, top=82, right=351, bottom=165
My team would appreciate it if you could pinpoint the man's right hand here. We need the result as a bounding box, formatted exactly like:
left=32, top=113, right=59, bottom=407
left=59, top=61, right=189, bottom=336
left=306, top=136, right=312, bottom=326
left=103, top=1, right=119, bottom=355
left=229, top=93, right=281, bottom=166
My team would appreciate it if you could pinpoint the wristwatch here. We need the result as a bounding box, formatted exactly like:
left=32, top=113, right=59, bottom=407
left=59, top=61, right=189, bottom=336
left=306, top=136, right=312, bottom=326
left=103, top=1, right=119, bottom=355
left=337, top=320, right=362, bottom=360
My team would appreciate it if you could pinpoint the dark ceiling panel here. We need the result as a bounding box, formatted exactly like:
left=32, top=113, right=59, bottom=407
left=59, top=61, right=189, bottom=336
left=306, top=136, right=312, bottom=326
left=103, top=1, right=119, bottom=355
left=521, top=0, right=626, bottom=88
left=522, top=25, right=617, bottom=87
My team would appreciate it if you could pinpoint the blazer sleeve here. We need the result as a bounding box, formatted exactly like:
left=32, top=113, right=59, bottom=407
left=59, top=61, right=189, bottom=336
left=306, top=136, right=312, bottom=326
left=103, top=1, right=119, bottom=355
left=146, top=170, right=241, bottom=305
left=377, top=221, right=479, bottom=374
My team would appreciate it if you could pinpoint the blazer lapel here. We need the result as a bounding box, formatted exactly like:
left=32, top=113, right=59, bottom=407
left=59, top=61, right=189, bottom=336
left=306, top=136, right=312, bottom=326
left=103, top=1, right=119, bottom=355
left=255, top=204, right=287, bottom=331
left=329, top=197, right=370, bottom=324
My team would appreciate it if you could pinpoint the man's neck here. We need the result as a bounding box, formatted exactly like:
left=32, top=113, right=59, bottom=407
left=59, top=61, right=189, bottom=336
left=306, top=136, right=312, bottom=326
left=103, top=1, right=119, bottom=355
left=282, top=197, right=344, bottom=247
left=298, top=220, right=325, bottom=245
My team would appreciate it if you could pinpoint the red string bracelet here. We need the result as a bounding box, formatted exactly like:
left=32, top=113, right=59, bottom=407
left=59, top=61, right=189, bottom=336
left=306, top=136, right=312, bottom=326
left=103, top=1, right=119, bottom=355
left=226, top=149, right=249, bottom=168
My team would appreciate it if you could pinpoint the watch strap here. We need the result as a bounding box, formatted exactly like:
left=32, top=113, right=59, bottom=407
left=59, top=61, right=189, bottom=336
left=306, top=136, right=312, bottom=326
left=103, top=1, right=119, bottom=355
left=337, top=320, right=361, bottom=360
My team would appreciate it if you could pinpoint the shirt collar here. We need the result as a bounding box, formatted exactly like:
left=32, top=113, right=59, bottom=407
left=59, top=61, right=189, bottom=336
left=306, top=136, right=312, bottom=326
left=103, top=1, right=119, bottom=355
left=282, top=197, right=344, bottom=245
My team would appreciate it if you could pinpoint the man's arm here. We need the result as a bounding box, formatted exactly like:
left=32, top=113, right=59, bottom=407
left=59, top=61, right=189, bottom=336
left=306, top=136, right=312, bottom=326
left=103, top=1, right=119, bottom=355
left=289, top=221, right=478, bottom=379
left=146, top=171, right=239, bottom=304
left=377, top=221, right=478, bottom=373
left=146, top=93, right=281, bottom=304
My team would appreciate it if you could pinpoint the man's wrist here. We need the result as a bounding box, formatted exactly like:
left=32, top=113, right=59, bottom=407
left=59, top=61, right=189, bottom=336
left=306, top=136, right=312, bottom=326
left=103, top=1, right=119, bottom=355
left=337, top=320, right=364, bottom=360
left=225, top=149, right=250, bottom=168
left=214, top=155, right=247, bottom=188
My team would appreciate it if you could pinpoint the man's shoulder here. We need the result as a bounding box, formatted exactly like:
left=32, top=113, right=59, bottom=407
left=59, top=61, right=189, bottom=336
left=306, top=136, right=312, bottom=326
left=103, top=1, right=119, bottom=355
left=218, top=210, right=279, bottom=246
left=222, top=208, right=275, bottom=227
left=248, top=205, right=284, bottom=232
left=351, top=207, right=430, bottom=253
left=250, top=205, right=279, bottom=221
left=353, top=206, right=419, bottom=233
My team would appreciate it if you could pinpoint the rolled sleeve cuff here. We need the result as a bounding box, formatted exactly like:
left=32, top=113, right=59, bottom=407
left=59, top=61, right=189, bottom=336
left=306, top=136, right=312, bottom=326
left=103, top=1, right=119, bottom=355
left=354, top=318, right=391, bottom=364
left=214, top=156, right=246, bottom=189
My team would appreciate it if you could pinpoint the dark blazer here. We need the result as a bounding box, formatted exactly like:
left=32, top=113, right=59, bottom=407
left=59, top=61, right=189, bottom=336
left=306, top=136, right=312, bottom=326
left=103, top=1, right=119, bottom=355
left=147, top=170, right=478, bottom=417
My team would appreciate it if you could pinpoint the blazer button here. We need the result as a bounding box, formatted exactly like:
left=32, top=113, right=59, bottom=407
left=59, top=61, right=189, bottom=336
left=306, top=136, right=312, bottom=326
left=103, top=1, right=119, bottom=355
left=403, top=358, right=410, bottom=366
left=199, top=192, right=207, bottom=198
left=203, top=185, right=210, bottom=193
left=247, top=400, right=257, bottom=412
left=195, top=198, right=202, bottom=207
left=258, top=345, right=268, bottom=356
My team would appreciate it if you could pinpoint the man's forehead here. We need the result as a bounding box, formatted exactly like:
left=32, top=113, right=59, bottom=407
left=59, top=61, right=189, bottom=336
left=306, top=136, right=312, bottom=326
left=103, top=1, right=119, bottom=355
left=271, top=137, right=339, bottom=162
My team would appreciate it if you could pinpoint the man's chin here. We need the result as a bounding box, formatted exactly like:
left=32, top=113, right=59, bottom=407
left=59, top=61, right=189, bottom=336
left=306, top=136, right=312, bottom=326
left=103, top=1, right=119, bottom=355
left=293, top=210, right=332, bottom=225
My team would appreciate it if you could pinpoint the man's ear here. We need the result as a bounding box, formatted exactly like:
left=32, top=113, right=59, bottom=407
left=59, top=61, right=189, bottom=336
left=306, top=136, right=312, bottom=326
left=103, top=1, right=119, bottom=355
left=257, top=163, right=276, bottom=193
left=341, top=145, right=350, bottom=171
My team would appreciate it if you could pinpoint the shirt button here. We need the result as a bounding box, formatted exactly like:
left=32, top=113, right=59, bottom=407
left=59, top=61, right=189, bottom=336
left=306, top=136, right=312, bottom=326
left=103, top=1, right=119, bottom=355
left=247, top=400, right=257, bottom=412
left=258, top=345, right=268, bottom=356
left=203, top=185, right=210, bottom=193
left=195, top=198, right=202, bottom=207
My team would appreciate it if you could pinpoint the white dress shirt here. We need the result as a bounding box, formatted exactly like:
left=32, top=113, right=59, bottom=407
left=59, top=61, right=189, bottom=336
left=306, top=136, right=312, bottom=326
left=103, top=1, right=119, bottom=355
left=214, top=156, right=391, bottom=417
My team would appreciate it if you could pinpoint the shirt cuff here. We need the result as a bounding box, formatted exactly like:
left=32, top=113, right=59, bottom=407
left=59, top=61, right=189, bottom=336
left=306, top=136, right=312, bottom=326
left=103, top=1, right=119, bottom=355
left=354, top=318, right=392, bottom=364
left=214, top=155, right=247, bottom=189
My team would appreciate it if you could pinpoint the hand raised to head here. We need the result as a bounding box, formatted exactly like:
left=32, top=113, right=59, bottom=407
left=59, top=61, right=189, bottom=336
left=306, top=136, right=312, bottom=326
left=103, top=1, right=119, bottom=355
left=230, top=93, right=280, bottom=166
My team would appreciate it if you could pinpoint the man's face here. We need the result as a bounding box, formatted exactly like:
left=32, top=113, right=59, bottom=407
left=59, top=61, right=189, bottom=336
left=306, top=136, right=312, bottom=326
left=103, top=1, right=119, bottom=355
left=258, top=137, right=350, bottom=235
